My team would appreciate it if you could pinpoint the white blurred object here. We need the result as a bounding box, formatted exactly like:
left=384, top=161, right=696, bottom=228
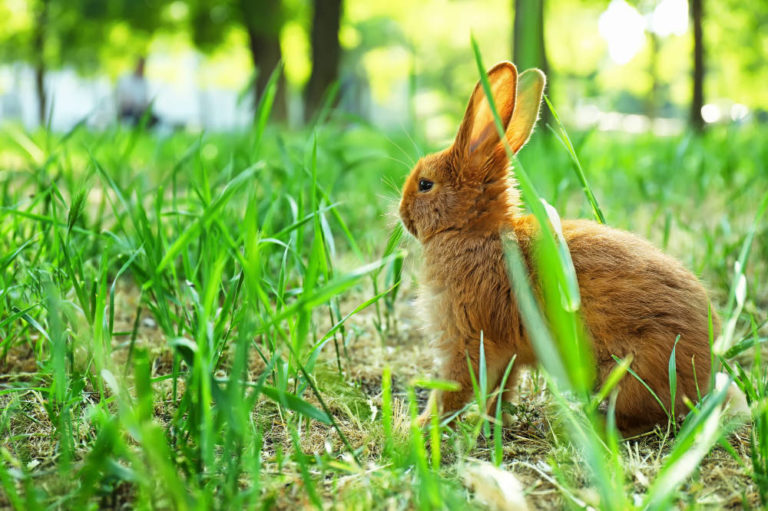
left=572, top=104, right=685, bottom=136
left=701, top=103, right=722, bottom=123
left=716, top=372, right=750, bottom=419
left=650, top=0, right=689, bottom=37
left=730, top=103, right=749, bottom=122
left=599, top=0, right=647, bottom=64
left=116, top=72, right=149, bottom=116
left=0, top=50, right=252, bottom=131
left=462, top=461, right=529, bottom=511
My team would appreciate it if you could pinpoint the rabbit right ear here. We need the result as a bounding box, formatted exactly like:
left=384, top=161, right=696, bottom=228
left=506, top=69, right=546, bottom=154
left=453, top=62, right=518, bottom=172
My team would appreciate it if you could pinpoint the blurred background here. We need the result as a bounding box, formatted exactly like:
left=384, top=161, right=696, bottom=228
left=0, top=0, right=766, bottom=140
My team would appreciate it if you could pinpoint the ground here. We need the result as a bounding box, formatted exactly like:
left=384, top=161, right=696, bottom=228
left=0, top=275, right=760, bottom=509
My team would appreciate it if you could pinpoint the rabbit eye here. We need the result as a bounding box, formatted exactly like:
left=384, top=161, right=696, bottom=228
left=418, top=179, right=433, bottom=192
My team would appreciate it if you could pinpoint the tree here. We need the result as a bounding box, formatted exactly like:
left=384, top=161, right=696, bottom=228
left=690, top=0, right=704, bottom=131
left=305, top=0, right=343, bottom=121
left=240, top=0, right=287, bottom=121
left=512, top=0, right=550, bottom=126
left=32, top=0, right=50, bottom=125
left=189, top=0, right=287, bottom=121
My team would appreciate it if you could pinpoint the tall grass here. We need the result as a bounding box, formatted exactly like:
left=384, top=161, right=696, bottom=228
left=0, top=52, right=766, bottom=509
left=0, top=74, right=412, bottom=509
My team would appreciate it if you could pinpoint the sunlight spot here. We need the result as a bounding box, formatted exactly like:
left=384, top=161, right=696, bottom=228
left=701, top=104, right=721, bottom=123
left=282, top=21, right=312, bottom=86
left=167, top=1, right=189, bottom=22
left=339, top=25, right=362, bottom=49
left=650, top=0, right=689, bottom=37
left=598, top=0, right=647, bottom=65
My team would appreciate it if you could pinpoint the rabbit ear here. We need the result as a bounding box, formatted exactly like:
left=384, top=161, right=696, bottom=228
left=506, top=69, right=546, bottom=154
left=454, top=62, right=518, bottom=170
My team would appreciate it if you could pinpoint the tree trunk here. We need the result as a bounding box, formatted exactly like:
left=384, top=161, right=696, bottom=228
left=305, top=0, right=343, bottom=121
left=240, top=0, right=287, bottom=122
left=648, top=31, right=659, bottom=126
left=513, top=0, right=550, bottom=126
left=33, top=0, right=50, bottom=126
left=690, top=0, right=704, bottom=132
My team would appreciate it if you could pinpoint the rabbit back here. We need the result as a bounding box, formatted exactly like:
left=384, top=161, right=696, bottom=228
left=560, top=218, right=715, bottom=429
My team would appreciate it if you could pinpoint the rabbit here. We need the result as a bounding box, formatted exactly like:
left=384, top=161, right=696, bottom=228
left=398, top=61, right=718, bottom=434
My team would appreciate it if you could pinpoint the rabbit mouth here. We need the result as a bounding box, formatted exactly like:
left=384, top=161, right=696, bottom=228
left=399, top=209, right=418, bottom=238
left=402, top=217, right=417, bottom=238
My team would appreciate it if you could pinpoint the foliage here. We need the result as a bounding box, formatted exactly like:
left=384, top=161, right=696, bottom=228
left=0, top=0, right=170, bottom=75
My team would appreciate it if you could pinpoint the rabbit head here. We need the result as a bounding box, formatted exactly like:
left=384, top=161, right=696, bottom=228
left=399, top=62, right=546, bottom=242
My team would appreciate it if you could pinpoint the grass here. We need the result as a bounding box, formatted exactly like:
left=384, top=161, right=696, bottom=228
left=1, top=64, right=767, bottom=509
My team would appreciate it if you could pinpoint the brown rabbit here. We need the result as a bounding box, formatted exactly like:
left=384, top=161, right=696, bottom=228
left=399, top=61, right=717, bottom=434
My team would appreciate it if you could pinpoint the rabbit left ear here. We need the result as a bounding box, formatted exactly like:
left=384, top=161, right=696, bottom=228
left=453, top=62, right=518, bottom=170
left=506, top=69, right=546, bottom=154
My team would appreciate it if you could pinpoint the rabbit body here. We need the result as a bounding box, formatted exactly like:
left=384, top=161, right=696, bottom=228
left=400, top=62, right=716, bottom=433
left=418, top=213, right=714, bottom=433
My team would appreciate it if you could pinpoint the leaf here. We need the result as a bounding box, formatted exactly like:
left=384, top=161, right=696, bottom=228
left=409, top=379, right=461, bottom=392
left=168, top=337, right=197, bottom=367
left=643, top=382, right=730, bottom=510
left=260, top=385, right=331, bottom=424
left=67, top=190, right=87, bottom=235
